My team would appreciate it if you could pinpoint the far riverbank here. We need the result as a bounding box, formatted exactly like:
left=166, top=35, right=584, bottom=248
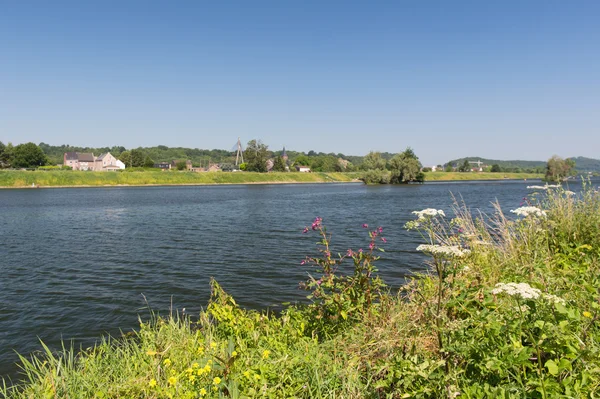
left=0, top=170, right=543, bottom=188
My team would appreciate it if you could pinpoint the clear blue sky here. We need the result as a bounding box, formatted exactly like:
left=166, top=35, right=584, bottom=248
left=1, top=1, right=599, bottom=165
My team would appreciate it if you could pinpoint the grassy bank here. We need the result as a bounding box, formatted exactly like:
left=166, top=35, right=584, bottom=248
left=424, top=171, right=543, bottom=181
left=0, top=170, right=360, bottom=188
left=2, top=185, right=600, bottom=398
left=0, top=170, right=540, bottom=188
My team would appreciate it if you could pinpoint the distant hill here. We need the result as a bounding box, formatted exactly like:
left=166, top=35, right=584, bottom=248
left=445, top=156, right=600, bottom=173
left=569, top=157, right=600, bottom=173
left=445, top=157, right=546, bottom=173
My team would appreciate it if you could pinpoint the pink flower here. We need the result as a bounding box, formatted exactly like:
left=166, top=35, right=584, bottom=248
left=362, top=223, right=368, bottom=228
left=369, top=242, right=375, bottom=250
left=302, top=227, right=309, bottom=234
left=358, top=248, right=363, bottom=253
left=311, top=217, right=323, bottom=230
left=381, top=237, right=387, bottom=243
left=378, top=227, right=383, bottom=233
left=346, top=249, right=353, bottom=257
left=300, top=260, right=306, bottom=265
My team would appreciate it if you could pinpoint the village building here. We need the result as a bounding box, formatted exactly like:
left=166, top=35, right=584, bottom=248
left=63, top=152, right=125, bottom=171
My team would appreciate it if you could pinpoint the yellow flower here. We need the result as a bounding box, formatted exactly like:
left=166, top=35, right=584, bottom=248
left=168, top=376, right=177, bottom=386
left=243, top=371, right=250, bottom=378
left=197, top=368, right=205, bottom=376
left=163, top=358, right=172, bottom=367
left=203, top=364, right=212, bottom=373
left=254, top=373, right=260, bottom=380
left=584, top=311, right=593, bottom=318
left=146, top=350, right=157, bottom=356
left=149, top=379, right=157, bottom=388
left=262, top=349, right=271, bottom=359
left=186, top=367, right=193, bottom=374
left=192, top=362, right=199, bottom=369
left=231, top=350, right=238, bottom=357
left=199, top=388, right=207, bottom=396
left=197, top=347, right=204, bottom=355
left=213, top=376, right=222, bottom=385
left=210, top=342, right=217, bottom=349
left=189, top=375, right=196, bottom=383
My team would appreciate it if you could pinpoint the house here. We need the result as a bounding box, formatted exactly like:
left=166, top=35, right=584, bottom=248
left=154, top=162, right=171, bottom=170
left=77, top=153, right=95, bottom=171
left=296, top=165, right=311, bottom=173
left=95, top=153, right=119, bottom=170
left=63, top=152, right=125, bottom=171
left=207, top=164, right=221, bottom=172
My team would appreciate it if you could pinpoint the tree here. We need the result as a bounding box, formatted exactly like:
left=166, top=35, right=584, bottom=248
left=545, top=155, right=575, bottom=182
left=272, top=156, right=286, bottom=172
left=245, top=140, right=269, bottom=172
left=444, top=164, right=453, bottom=172
left=143, top=155, right=155, bottom=168
left=0, top=141, right=8, bottom=168
left=130, top=149, right=145, bottom=167
left=389, top=148, right=423, bottom=183
left=11, top=142, right=48, bottom=168
left=491, top=164, right=501, bottom=173
left=176, top=161, right=187, bottom=171
left=294, top=155, right=311, bottom=167
left=459, top=160, right=471, bottom=172
left=362, top=151, right=387, bottom=170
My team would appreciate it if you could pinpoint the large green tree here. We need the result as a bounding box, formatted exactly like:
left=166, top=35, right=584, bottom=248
left=11, top=142, right=48, bottom=168
left=0, top=141, right=9, bottom=168
left=389, top=148, right=424, bottom=183
left=362, top=151, right=387, bottom=170
left=545, top=155, right=575, bottom=182
left=272, top=156, right=287, bottom=172
left=245, top=140, right=269, bottom=172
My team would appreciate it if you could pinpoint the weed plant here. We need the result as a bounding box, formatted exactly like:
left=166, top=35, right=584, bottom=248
left=2, top=186, right=600, bottom=398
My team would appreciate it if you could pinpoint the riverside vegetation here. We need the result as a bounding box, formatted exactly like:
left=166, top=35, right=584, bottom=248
left=2, top=185, right=600, bottom=398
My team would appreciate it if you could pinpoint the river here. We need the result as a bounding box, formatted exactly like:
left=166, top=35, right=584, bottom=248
left=0, top=179, right=588, bottom=379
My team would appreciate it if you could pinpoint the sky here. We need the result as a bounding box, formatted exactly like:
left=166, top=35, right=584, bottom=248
left=1, top=1, right=599, bottom=166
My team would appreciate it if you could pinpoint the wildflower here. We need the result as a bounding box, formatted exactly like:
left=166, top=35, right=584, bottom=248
left=412, top=208, right=445, bottom=219
left=346, top=249, right=354, bottom=257
left=197, top=347, right=204, bottom=355
left=510, top=206, right=547, bottom=218
left=583, top=311, right=593, bottom=318
left=311, top=217, right=323, bottom=230
left=243, top=370, right=251, bottom=378
left=149, top=379, right=157, bottom=388
left=416, top=244, right=470, bottom=258
left=300, top=260, right=306, bottom=265
left=381, top=237, right=387, bottom=243
left=262, top=349, right=271, bottom=359
left=232, top=350, right=238, bottom=357
left=378, top=226, right=383, bottom=233
left=200, top=388, right=207, bottom=396
left=203, top=364, right=212, bottom=373
left=192, top=362, right=199, bottom=369
left=163, top=358, right=172, bottom=367
left=362, top=223, right=368, bottom=228
left=302, top=227, right=309, bottom=233
left=254, top=373, right=261, bottom=380
left=146, top=350, right=157, bottom=356
left=491, top=283, right=541, bottom=300
left=168, top=376, right=177, bottom=386
left=186, top=367, right=193, bottom=374
left=369, top=242, right=375, bottom=250
left=210, top=342, right=217, bottom=349
left=213, top=376, right=222, bottom=385
left=543, top=293, right=566, bottom=305
left=565, top=190, right=576, bottom=196
left=189, top=375, right=196, bottom=383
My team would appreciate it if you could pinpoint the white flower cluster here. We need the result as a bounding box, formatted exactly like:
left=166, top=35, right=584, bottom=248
left=492, top=282, right=541, bottom=299
left=492, top=282, right=566, bottom=304
left=565, top=190, right=576, bottom=196
left=412, top=208, right=446, bottom=219
left=416, top=244, right=471, bottom=258
left=510, top=206, right=547, bottom=218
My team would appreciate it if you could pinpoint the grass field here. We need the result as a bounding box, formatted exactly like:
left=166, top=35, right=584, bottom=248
left=0, top=170, right=360, bottom=188
left=0, top=170, right=541, bottom=188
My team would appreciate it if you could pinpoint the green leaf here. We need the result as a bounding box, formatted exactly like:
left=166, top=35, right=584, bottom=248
left=340, top=310, right=348, bottom=320
left=545, top=359, right=559, bottom=376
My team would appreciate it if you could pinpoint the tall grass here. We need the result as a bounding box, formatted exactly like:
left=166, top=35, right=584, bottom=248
left=0, top=171, right=358, bottom=188
left=2, top=186, right=599, bottom=398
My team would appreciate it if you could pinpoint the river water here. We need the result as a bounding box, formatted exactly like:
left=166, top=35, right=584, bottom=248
left=0, top=179, right=587, bottom=379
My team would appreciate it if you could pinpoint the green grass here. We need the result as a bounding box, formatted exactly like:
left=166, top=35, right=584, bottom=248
left=2, top=185, right=600, bottom=398
left=424, top=171, right=543, bottom=181
left=0, top=170, right=359, bottom=188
